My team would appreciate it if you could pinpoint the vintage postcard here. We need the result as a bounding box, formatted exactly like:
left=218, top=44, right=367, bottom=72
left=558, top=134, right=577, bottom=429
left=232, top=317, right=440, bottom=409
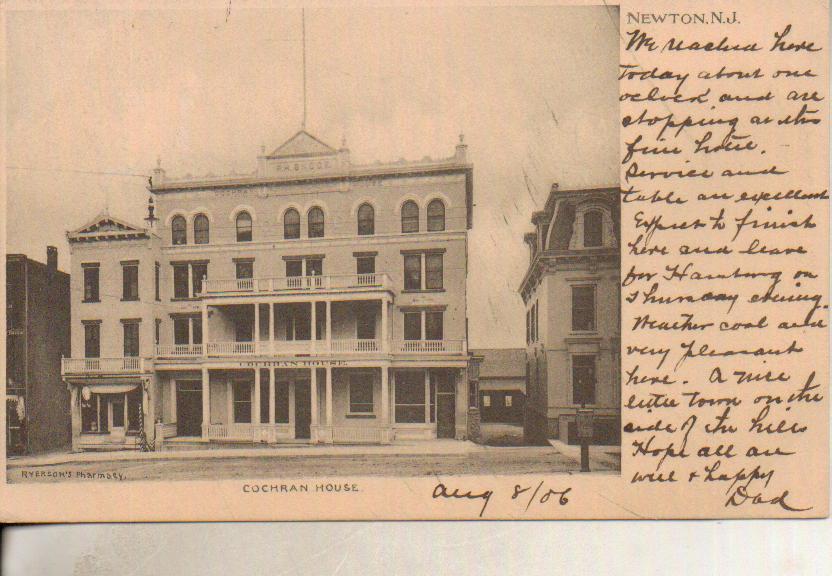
left=1, top=0, right=828, bottom=521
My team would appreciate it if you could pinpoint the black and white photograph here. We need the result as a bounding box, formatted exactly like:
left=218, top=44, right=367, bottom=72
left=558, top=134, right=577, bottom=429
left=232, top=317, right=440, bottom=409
left=5, top=5, right=620, bottom=486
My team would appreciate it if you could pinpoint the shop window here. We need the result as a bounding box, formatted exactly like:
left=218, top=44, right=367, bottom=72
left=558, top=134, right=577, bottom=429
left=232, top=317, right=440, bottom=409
left=395, top=372, right=426, bottom=423
left=349, top=374, right=374, bottom=413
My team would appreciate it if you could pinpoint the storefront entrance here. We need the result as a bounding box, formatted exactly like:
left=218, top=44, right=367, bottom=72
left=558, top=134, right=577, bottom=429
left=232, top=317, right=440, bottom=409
left=176, top=380, right=202, bottom=437
left=294, top=381, right=311, bottom=439
left=436, top=393, right=456, bottom=438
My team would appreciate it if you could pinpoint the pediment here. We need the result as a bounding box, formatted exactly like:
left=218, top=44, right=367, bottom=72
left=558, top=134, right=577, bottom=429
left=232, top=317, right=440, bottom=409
left=68, top=211, right=149, bottom=242
left=268, top=130, right=336, bottom=159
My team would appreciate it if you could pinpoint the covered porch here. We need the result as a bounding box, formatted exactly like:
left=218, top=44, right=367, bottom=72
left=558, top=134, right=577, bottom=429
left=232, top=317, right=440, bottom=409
left=67, top=377, right=151, bottom=451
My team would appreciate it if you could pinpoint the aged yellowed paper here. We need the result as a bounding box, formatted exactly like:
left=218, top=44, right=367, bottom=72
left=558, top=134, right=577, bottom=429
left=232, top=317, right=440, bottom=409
left=1, top=0, right=827, bottom=521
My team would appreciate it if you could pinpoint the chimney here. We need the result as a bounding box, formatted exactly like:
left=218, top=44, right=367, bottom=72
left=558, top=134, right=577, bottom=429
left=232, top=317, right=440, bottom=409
left=47, top=246, right=58, bottom=273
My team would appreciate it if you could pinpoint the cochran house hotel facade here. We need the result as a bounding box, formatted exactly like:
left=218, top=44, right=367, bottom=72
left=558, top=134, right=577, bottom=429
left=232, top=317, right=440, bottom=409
left=6, top=248, right=72, bottom=455
left=519, top=185, right=621, bottom=445
left=61, top=130, right=474, bottom=450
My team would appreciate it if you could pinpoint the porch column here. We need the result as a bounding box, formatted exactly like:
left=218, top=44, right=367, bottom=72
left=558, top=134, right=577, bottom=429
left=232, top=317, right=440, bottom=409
left=253, top=368, right=261, bottom=425
left=254, top=303, right=260, bottom=351
left=267, top=369, right=275, bottom=425
left=325, top=300, right=332, bottom=353
left=69, top=385, right=81, bottom=451
left=381, top=298, right=389, bottom=352
left=268, top=303, right=275, bottom=352
left=381, top=368, right=390, bottom=442
left=310, top=368, right=319, bottom=441
left=201, top=367, right=210, bottom=440
left=187, top=263, right=193, bottom=298
left=310, top=300, right=317, bottom=353
left=424, top=370, right=431, bottom=424
left=202, top=305, right=209, bottom=356
left=325, top=366, right=333, bottom=426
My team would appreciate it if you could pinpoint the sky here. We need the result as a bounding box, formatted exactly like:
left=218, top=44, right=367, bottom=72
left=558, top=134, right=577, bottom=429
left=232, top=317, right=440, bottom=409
left=5, top=4, right=619, bottom=348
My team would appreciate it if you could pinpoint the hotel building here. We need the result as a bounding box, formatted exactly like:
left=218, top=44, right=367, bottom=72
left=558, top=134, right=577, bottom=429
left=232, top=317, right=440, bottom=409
left=62, top=131, right=473, bottom=450
left=519, top=185, right=620, bottom=445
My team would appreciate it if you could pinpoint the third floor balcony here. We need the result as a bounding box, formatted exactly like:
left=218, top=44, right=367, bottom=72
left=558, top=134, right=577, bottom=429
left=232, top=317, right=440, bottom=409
left=200, top=273, right=392, bottom=298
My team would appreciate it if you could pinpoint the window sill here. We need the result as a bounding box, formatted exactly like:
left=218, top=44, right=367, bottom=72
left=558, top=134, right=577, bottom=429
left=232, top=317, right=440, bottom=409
left=401, top=289, right=446, bottom=294
left=121, top=298, right=140, bottom=302
left=171, top=297, right=200, bottom=302
left=345, top=413, right=376, bottom=419
left=82, top=300, right=101, bottom=304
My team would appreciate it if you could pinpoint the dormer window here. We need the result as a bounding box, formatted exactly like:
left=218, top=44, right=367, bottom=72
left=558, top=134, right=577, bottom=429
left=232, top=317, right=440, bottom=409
left=171, top=216, right=187, bottom=245
left=584, top=210, right=602, bottom=248
left=236, top=211, right=252, bottom=242
left=193, top=214, right=209, bottom=245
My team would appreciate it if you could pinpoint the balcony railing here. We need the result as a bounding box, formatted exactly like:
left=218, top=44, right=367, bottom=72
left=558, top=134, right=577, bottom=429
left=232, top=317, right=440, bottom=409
left=395, top=340, right=467, bottom=354
left=62, top=357, right=147, bottom=374
left=200, top=273, right=391, bottom=296
left=155, top=344, right=204, bottom=358
left=329, top=339, right=380, bottom=353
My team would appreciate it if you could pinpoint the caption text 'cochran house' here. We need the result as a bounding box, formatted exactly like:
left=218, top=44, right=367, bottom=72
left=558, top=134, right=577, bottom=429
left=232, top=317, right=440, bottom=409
left=62, top=130, right=476, bottom=450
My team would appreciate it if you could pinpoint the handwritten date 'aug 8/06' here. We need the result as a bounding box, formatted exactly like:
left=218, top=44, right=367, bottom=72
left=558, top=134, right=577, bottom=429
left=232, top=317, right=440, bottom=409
left=432, top=481, right=571, bottom=518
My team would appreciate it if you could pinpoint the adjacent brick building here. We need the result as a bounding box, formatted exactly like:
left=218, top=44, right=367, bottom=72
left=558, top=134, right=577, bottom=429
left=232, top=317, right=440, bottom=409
left=6, top=248, right=72, bottom=454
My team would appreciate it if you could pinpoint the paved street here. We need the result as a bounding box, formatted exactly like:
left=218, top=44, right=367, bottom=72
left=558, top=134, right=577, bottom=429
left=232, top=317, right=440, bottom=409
left=7, top=443, right=618, bottom=483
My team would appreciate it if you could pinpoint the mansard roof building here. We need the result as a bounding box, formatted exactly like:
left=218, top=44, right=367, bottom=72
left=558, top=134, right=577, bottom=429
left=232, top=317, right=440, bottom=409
left=63, top=130, right=474, bottom=450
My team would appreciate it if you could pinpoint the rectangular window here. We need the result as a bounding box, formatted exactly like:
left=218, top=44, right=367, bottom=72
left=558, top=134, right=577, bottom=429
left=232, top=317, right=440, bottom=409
left=505, top=395, right=513, bottom=407
left=173, top=317, right=190, bottom=345
left=84, top=323, right=100, bottom=358
left=154, top=319, right=161, bottom=346
left=122, top=263, right=139, bottom=301
left=154, top=262, right=161, bottom=301
left=530, top=303, right=537, bottom=342
left=111, top=396, right=125, bottom=428
left=123, top=322, right=140, bottom=357
left=260, top=370, right=270, bottom=424
left=286, top=260, right=302, bottom=277
left=356, top=256, right=375, bottom=275
left=526, top=309, right=531, bottom=344
left=572, top=286, right=596, bottom=331
left=275, top=381, right=290, bottom=423
left=404, top=254, right=421, bottom=290
left=192, top=317, right=203, bottom=345
left=356, top=304, right=376, bottom=340
left=235, top=261, right=253, bottom=279
left=81, top=395, right=107, bottom=433
left=425, top=253, right=443, bottom=289
left=233, top=381, right=252, bottom=423
left=83, top=265, right=100, bottom=302
left=315, top=302, right=326, bottom=340
left=192, top=263, right=207, bottom=296
left=403, top=312, right=422, bottom=341
left=425, top=311, right=443, bottom=340
left=572, top=355, right=597, bottom=405
left=349, top=373, right=374, bottom=414
left=395, top=371, right=426, bottom=423
left=173, top=264, right=189, bottom=299
left=306, top=258, right=323, bottom=276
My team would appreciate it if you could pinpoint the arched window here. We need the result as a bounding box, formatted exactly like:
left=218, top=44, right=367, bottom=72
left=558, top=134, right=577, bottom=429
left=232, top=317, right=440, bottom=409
left=284, top=208, right=300, bottom=240
left=357, top=203, right=375, bottom=236
left=193, top=214, right=209, bottom=245
left=427, top=199, right=446, bottom=232
left=584, top=210, right=603, bottom=248
left=171, top=215, right=187, bottom=245
left=401, top=200, right=419, bottom=233
left=308, top=207, right=324, bottom=238
left=236, top=211, right=252, bottom=242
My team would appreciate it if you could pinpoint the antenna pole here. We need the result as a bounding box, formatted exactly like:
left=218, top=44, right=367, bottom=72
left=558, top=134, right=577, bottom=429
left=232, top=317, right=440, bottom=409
left=302, top=8, right=307, bottom=130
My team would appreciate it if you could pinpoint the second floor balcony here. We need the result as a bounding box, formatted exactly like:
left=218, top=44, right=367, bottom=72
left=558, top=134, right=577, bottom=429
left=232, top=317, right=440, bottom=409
left=62, top=357, right=148, bottom=376
left=200, top=273, right=392, bottom=297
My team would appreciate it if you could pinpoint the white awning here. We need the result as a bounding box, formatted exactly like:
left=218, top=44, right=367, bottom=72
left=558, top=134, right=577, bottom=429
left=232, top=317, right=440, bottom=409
left=84, top=383, right=140, bottom=395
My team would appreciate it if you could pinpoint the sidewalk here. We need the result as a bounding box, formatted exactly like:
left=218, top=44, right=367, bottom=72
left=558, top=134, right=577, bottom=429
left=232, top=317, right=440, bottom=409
left=7, top=439, right=490, bottom=468
left=548, top=439, right=621, bottom=471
